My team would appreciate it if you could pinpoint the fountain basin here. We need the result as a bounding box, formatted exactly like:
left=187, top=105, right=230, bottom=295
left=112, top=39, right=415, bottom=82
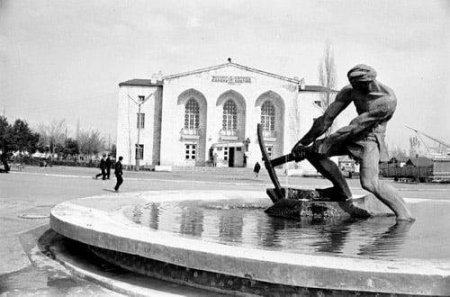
left=50, top=190, right=450, bottom=296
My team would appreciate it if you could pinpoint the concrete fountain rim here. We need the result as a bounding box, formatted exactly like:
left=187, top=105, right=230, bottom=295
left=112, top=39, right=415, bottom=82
left=50, top=190, right=450, bottom=296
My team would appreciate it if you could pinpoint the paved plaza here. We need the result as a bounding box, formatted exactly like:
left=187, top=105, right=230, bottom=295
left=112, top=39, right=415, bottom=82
left=1, top=165, right=449, bottom=296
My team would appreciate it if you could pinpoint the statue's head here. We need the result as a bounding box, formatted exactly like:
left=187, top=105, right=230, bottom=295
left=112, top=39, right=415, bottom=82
left=347, top=64, right=377, bottom=92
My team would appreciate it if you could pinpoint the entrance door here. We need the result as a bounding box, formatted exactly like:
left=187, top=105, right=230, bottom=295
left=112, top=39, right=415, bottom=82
left=234, top=146, right=244, bottom=167
left=184, top=143, right=197, bottom=166
left=228, top=147, right=235, bottom=167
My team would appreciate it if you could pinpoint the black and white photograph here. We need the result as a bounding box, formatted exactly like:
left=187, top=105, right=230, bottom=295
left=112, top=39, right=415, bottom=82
left=1, top=0, right=449, bottom=296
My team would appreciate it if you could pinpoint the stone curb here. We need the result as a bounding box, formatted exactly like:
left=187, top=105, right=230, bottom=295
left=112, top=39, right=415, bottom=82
left=0, top=223, right=49, bottom=276
left=46, top=231, right=223, bottom=297
left=50, top=190, right=450, bottom=296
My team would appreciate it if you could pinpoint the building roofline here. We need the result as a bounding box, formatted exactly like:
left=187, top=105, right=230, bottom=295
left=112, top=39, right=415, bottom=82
left=118, top=79, right=337, bottom=94
left=119, top=77, right=338, bottom=93
left=118, top=79, right=163, bottom=87
left=162, top=62, right=302, bottom=84
left=299, top=85, right=339, bottom=93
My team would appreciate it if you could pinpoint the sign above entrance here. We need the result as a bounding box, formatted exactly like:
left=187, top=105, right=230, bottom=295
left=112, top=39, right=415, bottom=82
left=211, top=76, right=251, bottom=84
left=213, top=142, right=244, bottom=148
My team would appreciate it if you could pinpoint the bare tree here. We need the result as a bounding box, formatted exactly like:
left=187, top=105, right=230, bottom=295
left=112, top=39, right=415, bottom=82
left=78, top=129, right=105, bottom=158
left=389, top=146, right=408, bottom=160
left=36, top=119, right=68, bottom=155
left=318, top=42, right=337, bottom=136
left=409, top=135, right=421, bottom=158
left=292, top=100, right=302, bottom=141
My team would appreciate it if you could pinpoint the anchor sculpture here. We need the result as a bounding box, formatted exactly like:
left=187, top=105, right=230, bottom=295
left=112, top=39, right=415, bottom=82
left=257, top=124, right=392, bottom=220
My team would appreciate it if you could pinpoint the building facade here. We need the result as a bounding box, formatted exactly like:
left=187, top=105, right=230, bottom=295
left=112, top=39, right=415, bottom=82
left=117, top=61, right=350, bottom=170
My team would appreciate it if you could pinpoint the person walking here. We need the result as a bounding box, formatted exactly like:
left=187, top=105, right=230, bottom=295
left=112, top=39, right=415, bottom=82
left=114, top=156, right=124, bottom=192
left=253, top=161, right=261, bottom=178
left=95, top=154, right=107, bottom=180
left=105, top=154, right=112, bottom=179
left=0, top=151, right=10, bottom=173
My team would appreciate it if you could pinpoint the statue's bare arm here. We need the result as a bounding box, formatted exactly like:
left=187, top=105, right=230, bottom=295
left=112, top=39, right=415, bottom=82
left=321, top=95, right=397, bottom=145
left=294, top=88, right=353, bottom=148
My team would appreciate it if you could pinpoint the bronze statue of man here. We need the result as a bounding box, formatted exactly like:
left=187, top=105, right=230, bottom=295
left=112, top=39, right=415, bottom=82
left=292, top=64, right=414, bottom=221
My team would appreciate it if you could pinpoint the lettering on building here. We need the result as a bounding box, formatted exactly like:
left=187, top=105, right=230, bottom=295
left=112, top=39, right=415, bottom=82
left=211, top=76, right=251, bottom=84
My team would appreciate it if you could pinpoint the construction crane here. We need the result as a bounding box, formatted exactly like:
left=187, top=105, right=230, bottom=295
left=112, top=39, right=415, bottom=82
left=405, top=125, right=450, bottom=156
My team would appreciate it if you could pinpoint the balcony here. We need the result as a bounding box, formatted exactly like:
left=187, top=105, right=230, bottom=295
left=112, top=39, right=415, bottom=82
left=262, top=130, right=277, bottom=142
left=219, top=129, right=238, bottom=141
left=180, top=128, right=200, bottom=140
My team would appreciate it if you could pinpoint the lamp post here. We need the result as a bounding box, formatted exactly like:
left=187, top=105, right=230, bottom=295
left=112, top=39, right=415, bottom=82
left=127, top=93, right=154, bottom=171
left=244, top=137, right=251, bottom=151
left=243, top=137, right=251, bottom=167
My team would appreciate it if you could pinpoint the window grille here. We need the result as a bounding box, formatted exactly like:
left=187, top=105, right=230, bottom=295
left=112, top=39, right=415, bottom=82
left=223, top=147, right=228, bottom=161
left=185, top=144, right=197, bottom=160
left=261, top=101, right=275, bottom=132
left=184, top=98, right=200, bottom=129
left=137, top=113, right=145, bottom=129
left=266, top=145, right=273, bottom=158
left=135, top=144, right=144, bottom=160
left=222, top=100, right=237, bottom=131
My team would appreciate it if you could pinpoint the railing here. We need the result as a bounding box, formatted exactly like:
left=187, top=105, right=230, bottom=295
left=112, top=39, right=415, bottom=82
left=180, top=128, right=200, bottom=140
left=181, top=128, right=200, bottom=135
left=262, top=130, right=277, bottom=139
left=219, top=129, right=238, bottom=140
left=219, top=129, right=238, bottom=136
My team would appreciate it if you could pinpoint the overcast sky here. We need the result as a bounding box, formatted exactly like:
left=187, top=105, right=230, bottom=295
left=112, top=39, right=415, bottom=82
left=1, top=0, right=449, bottom=150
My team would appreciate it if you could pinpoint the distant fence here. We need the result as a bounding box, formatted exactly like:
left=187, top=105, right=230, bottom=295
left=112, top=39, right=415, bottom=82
left=15, top=156, right=101, bottom=168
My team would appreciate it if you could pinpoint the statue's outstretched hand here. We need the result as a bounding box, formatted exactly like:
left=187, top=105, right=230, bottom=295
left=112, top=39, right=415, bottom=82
left=291, top=144, right=308, bottom=162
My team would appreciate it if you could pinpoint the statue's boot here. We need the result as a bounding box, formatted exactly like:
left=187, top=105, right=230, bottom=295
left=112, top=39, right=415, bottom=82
left=315, top=187, right=350, bottom=202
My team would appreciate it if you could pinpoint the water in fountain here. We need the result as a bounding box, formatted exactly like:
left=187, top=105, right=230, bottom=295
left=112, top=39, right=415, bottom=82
left=125, top=197, right=450, bottom=260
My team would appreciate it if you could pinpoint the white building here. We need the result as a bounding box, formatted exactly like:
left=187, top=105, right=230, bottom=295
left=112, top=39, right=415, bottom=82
left=117, top=61, right=352, bottom=170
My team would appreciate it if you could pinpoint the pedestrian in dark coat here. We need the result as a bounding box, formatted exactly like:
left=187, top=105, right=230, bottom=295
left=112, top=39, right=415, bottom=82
left=114, top=156, right=124, bottom=192
left=253, top=161, right=261, bottom=178
left=95, top=154, right=107, bottom=180
left=0, top=151, right=10, bottom=173
left=105, top=155, right=112, bottom=179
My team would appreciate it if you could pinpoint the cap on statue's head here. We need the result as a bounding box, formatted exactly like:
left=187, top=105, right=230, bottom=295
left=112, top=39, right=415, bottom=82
left=347, top=64, right=377, bottom=82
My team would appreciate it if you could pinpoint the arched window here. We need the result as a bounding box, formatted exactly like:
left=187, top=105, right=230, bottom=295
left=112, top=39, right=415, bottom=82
left=261, top=101, right=275, bottom=131
left=184, top=98, right=199, bottom=130
left=222, top=100, right=237, bottom=131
